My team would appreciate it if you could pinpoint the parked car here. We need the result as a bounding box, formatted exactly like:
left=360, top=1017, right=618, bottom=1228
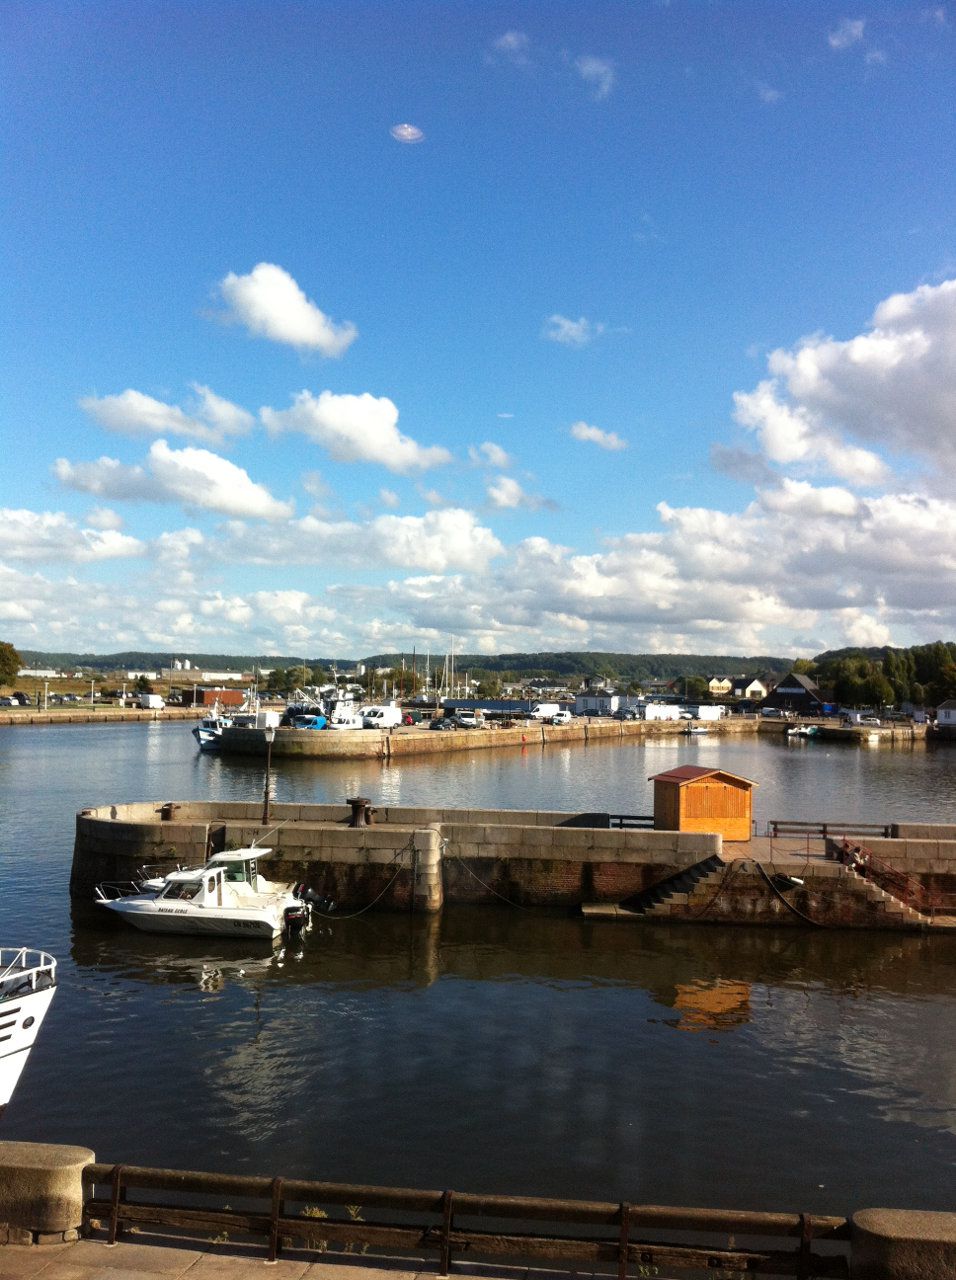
left=452, top=711, right=484, bottom=728
left=612, top=708, right=638, bottom=720
left=550, top=710, right=572, bottom=725
left=429, top=717, right=458, bottom=730
left=858, top=716, right=881, bottom=727
left=0, top=696, right=15, bottom=707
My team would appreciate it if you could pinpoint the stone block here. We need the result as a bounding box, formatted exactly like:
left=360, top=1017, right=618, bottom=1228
left=552, top=828, right=595, bottom=851
left=852, top=1208, right=956, bottom=1279
left=0, top=1141, right=94, bottom=1237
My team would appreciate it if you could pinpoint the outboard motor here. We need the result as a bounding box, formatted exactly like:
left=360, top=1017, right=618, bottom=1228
left=295, top=884, right=336, bottom=914
left=283, top=902, right=310, bottom=935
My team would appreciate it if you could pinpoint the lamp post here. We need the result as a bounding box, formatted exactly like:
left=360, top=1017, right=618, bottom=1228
left=261, top=725, right=276, bottom=827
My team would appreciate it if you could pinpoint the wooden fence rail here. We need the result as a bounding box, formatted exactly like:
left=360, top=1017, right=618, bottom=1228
left=82, top=1164, right=850, bottom=1278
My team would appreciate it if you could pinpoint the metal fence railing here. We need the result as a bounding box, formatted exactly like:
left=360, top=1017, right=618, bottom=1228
left=82, top=1163, right=851, bottom=1278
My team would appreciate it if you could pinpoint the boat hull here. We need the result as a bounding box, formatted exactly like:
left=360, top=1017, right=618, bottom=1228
left=0, top=953, right=57, bottom=1113
left=100, top=899, right=284, bottom=939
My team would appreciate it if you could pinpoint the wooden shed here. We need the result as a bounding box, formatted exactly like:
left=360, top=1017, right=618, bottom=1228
left=649, top=765, right=757, bottom=842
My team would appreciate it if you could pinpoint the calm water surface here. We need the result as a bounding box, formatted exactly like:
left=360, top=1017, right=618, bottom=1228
left=1, top=721, right=955, bottom=1216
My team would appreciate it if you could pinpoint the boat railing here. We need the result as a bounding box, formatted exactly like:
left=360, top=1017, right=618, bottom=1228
left=83, top=1162, right=851, bottom=1277
left=94, top=880, right=147, bottom=902
left=0, top=948, right=56, bottom=996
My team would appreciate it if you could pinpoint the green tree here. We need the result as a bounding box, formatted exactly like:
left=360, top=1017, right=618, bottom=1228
left=0, top=641, right=21, bottom=686
left=134, top=674, right=153, bottom=694
left=684, top=675, right=709, bottom=702
left=286, top=664, right=312, bottom=689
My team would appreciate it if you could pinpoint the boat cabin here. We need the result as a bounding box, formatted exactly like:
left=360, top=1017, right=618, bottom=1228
left=154, top=848, right=273, bottom=907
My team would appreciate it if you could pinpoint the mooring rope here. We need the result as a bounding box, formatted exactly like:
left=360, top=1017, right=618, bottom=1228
left=441, top=838, right=532, bottom=910
left=315, top=835, right=418, bottom=921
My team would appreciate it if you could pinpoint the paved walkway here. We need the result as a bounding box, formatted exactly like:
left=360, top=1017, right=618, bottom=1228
left=0, top=1235, right=590, bottom=1280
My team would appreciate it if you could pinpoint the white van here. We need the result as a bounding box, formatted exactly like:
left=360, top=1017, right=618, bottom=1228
left=528, top=702, right=560, bottom=720
left=362, top=705, right=403, bottom=728
left=138, top=693, right=165, bottom=710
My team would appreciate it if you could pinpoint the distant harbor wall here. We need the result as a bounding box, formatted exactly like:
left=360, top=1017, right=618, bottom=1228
left=217, top=717, right=760, bottom=760
left=71, top=802, right=956, bottom=928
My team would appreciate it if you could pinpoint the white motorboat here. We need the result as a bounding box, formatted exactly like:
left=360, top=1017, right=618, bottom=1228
left=0, top=948, right=57, bottom=1116
left=94, top=847, right=313, bottom=940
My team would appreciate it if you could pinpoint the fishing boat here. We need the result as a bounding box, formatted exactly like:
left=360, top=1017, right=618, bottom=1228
left=786, top=724, right=819, bottom=738
left=682, top=725, right=709, bottom=736
left=94, top=848, right=318, bottom=940
left=191, top=706, right=235, bottom=751
left=0, top=948, right=57, bottom=1116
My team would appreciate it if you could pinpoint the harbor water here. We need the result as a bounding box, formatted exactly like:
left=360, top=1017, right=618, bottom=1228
left=1, top=720, right=955, bottom=1215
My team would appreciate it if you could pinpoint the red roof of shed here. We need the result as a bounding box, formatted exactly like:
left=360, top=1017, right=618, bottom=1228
left=649, top=765, right=757, bottom=788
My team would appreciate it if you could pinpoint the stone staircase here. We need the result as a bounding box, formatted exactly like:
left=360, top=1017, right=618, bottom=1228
left=582, top=854, right=726, bottom=921
left=835, top=859, right=956, bottom=929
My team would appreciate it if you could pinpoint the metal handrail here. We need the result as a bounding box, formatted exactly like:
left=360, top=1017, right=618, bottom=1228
left=82, top=1163, right=850, bottom=1277
left=838, top=839, right=950, bottom=916
left=767, top=820, right=892, bottom=839
left=608, top=814, right=655, bottom=828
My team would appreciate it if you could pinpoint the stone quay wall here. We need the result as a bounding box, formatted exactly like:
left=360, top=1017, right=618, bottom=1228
left=71, top=801, right=719, bottom=914
left=216, top=716, right=760, bottom=760
left=71, top=803, right=954, bottom=926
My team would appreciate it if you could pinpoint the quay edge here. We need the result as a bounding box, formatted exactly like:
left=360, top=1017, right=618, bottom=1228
left=71, top=801, right=956, bottom=929
left=2, top=1140, right=956, bottom=1280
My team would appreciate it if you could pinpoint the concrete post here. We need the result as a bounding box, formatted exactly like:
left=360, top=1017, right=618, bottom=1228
left=852, top=1209, right=956, bottom=1279
left=413, top=826, right=444, bottom=913
left=0, top=1140, right=94, bottom=1244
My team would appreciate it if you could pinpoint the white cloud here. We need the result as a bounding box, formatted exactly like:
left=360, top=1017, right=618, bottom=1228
left=81, top=385, right=254, bottom=446
left=752, top=277, right=956, bottom=479
left=54, top=440, right=294, bottom=521
left=469, top=441, right=512, bottom=468
left=543, top=314, right=606, bottom=347
left=390, top=123, right=424, bottom=144
left=219, top=507, right=503, bottom=574
left=757, top=83, right=782, bottom=104
left=379, top=488, right=400, bottom=509
left=85, top=506, right=124, bottom=530
left=758, top=479, right=859, bottom=518
left=732, top=378, right=888, bottom=484
left=575, top=55, right=615, bottom=100
left=262, top=389, right=452, bottom=473
left=569, top=421, right=628, bottom=451
left=0, top=509, right=145, bottom=563
left=828, top=18, right=865, bottom=49
left=487, top=475, right=553, bottom=511
left=217, top=263, right=357, bottom=355
left=493, top=30, right=531, bottom=65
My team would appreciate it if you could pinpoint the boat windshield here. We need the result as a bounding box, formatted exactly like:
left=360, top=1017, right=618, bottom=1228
left=161, top=879, right=204, bottom=901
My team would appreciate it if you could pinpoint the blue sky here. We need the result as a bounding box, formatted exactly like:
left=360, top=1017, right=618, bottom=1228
left=3, top=1, right=955, bottom=659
